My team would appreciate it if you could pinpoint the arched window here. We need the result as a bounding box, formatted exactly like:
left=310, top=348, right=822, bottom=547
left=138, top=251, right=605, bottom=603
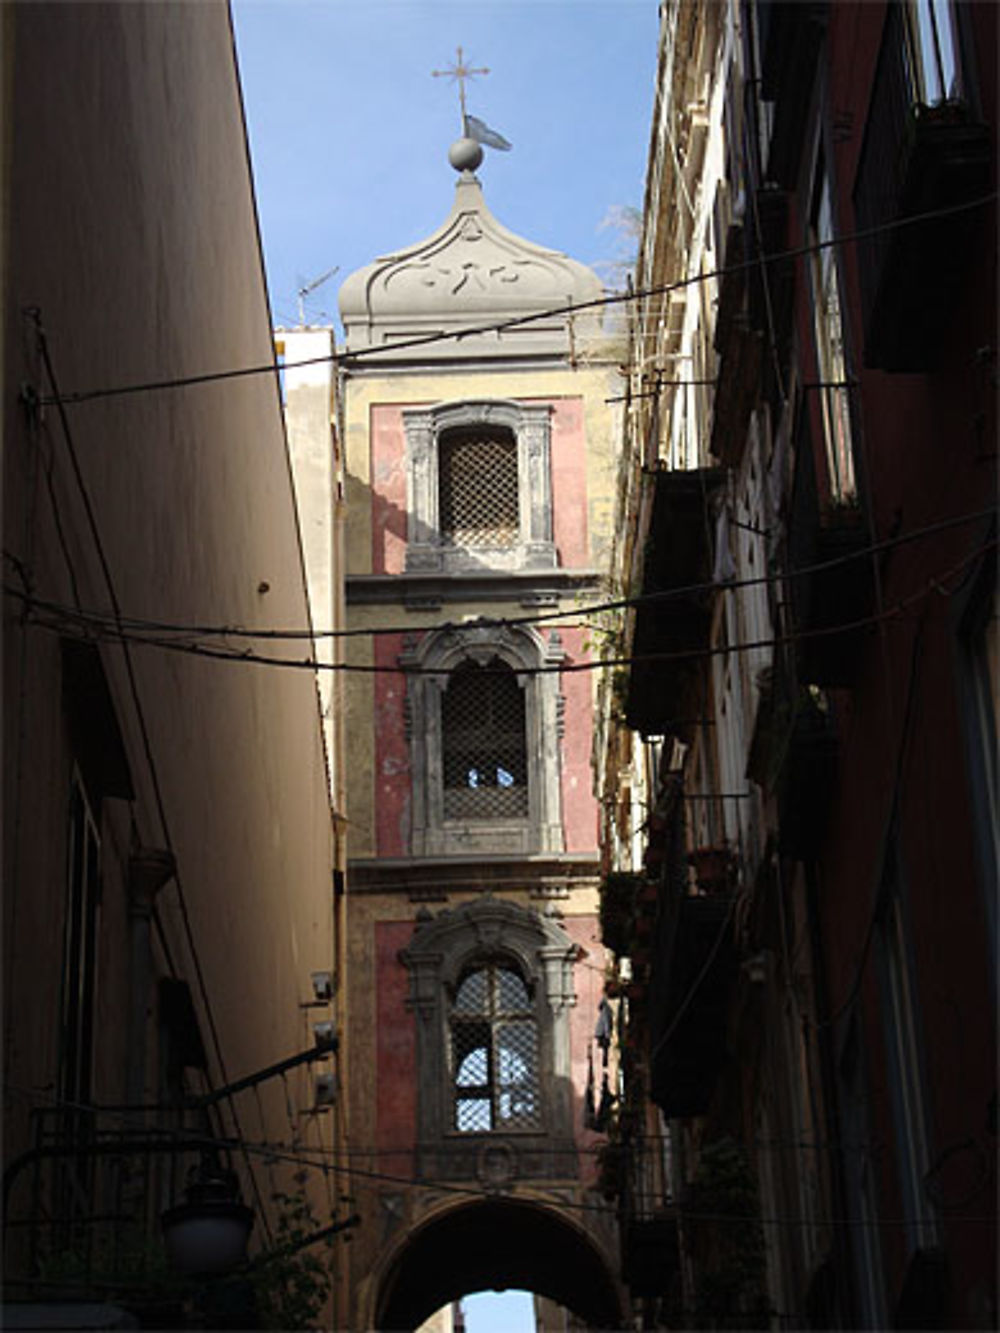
left=439, top=427, right=519, bottom=550
left=401, top=898, right=580, bottom=1180
left=452, top=962, right=540, bottom=1132
left=402, top=399, right=556, bottom=573
left=441, top=661, right=528, bottom=821
left=401, top=625, right=565, bottom=856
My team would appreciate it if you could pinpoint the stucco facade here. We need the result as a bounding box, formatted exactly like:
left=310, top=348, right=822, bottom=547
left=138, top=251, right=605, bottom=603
left=2, top=6, right=340, bottom=1325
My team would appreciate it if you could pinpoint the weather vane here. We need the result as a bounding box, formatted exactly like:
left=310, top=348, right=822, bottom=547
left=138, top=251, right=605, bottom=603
left=432, top=46, right=512, bottom=152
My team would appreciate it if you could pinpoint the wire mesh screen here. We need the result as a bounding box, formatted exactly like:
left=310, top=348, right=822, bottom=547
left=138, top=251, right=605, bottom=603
left=439, top=430, right=519, bottom=549
left=453, top=966, right=540, bottom=1132
left=442, top=663, right=528, bottom=820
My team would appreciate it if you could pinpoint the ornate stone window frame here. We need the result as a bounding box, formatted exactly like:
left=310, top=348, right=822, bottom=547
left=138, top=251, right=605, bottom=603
left=401, top=623, right=565, bottom=857
left=400, top=897, right=579, bottom=1181
left=403, top=399, right=557, bottom=572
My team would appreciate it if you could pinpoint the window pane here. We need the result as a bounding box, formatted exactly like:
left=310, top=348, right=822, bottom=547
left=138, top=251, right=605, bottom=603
left=442, top=663, right=528, bottom=820
left=452, top=963, right=540, bottom=1133
left=457, top=1098, right=493, bottom=1132
left=455, top=970, right=488, bottom=1013
left=456, top=1047, right=488, bottom=1087
left=497, top=968, right=530, bottom=1011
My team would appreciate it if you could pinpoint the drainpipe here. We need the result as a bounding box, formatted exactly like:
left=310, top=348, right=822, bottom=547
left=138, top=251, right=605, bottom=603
left=126, top=849, right=176, bottom=1108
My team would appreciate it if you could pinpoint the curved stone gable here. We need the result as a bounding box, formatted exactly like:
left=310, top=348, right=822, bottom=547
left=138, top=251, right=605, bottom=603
left=339, top=171, right=604, bottom=359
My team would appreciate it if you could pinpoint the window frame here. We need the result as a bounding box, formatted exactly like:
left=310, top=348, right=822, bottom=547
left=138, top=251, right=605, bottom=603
left=403, top=399, right=557, bottom=573
left=451, top=961, right=541, bottom=1134
left=400, top=897, right=579, bottom=1177
left=401, top=623, right=565, bottom=857
left=807, top=153, right=858, bottom=506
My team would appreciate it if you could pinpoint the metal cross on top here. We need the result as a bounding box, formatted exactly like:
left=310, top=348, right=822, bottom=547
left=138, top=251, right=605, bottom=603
left=432, top=46, right=489, bottom=131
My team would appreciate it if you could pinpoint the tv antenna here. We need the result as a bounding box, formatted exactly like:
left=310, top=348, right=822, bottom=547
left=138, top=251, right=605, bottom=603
left=296, top=266, right=339, bottom=325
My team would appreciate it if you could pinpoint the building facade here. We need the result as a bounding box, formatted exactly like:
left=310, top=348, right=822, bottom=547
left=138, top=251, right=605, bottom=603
left=336, top=138, right=628, bottom=1329
left=2, top=6, right=343, bottom=1327
left=597, top=0, right=996, bottom=1328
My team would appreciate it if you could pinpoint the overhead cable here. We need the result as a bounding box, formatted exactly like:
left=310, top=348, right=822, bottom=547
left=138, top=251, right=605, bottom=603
left=34, top=191, right=997, bottom=410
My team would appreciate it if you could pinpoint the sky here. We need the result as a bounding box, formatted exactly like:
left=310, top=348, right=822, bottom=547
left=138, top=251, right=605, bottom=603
left=231, top=0, right=658, bottom=334
left=231, top=4, right=656, bottom=1329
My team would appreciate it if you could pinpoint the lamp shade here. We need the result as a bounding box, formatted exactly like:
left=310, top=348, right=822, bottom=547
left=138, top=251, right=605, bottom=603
left=161, top=1170, right=254, bottom=1277
left=162, top=1198, right=254, bottom=1276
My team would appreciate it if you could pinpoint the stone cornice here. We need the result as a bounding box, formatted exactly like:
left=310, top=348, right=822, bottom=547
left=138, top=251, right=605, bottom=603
left=346, top=567, right=602, bottom=607
left=346, top=853, right=600, bottom=899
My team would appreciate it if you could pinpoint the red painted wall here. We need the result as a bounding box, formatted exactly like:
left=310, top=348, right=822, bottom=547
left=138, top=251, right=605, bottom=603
left=549, top=396, right=589, bottom=567
left=559, top=626, right=599, bottom=854
left=370, top=404, right=409, bottom=576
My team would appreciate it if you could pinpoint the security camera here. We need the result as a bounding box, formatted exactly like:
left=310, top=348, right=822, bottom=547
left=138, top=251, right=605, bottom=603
left=315, top=1072, right=337, bottom=1106
left=310, top=970, right=333, bottom=1003
left=313, top=1020, right=338, bottom=1051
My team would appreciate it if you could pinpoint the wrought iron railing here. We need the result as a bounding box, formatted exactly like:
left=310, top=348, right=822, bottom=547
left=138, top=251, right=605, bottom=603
left=4, top=1105, right=216, bottom=1295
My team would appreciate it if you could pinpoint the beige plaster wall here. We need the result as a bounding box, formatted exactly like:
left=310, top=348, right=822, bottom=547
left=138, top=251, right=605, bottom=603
left=2, top=1, right=337, bottom=1279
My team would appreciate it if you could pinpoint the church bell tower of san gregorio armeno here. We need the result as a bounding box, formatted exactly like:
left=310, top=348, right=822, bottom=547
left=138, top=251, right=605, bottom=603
left=334, top=94, right=629, bottom=1331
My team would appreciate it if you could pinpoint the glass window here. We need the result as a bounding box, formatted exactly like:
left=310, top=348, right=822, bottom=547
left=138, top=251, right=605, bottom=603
left=441, top=661, right=529, bottom=821
left=904, top=0, right=960, bottom=106
left=809, top=163, right=857, bottom=504
left=452, top=963, right=539, bottom=1133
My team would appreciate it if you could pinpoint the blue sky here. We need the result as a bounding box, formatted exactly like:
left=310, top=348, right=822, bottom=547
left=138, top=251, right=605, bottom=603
left=232, top=0, right=658, bottom=332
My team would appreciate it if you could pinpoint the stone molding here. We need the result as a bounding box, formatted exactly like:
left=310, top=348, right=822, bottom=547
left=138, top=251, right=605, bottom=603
left=398, top=896, right=579, bottom=1152
left=403, top=398, right=556, bottom=574
left=399, top=622, right=565, bottom=857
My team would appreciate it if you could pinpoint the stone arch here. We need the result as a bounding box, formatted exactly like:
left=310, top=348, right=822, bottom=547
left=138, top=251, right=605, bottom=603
left=371, top=1197, right=625, bottom=1331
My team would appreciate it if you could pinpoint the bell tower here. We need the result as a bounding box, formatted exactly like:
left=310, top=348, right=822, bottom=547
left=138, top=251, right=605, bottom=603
left=337, top=136, right=626, bottom=1329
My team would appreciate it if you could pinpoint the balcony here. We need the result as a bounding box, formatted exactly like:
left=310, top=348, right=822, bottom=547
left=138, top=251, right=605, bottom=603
left=853, top=5, right=993, bottom=372
left=624, top=466, right=724, bottom=740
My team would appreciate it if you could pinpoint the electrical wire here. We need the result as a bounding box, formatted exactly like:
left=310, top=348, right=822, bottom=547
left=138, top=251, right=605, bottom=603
left=7, top=1081, right=987, bottom=1230
left=9, top=537, right=995, bottom=681
left=32, top=191, right=997, bottom=410
left=5, top=502, right=992, bottom=646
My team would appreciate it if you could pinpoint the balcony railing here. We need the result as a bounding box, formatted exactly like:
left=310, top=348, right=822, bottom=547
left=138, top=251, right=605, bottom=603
left=618, top=1132, right=680, bottom=1299
left=3, top=1106, right=211, bottom=1305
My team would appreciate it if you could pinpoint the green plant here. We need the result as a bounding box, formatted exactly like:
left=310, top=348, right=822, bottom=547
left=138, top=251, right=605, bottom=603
left=251, top=1188, right=335, bottom=1331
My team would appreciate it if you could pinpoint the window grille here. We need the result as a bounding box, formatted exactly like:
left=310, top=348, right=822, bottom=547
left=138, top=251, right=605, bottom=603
left=452, top=963, right=540, bottom=1133
left=439, top=429, right=519, bottom=549
left=442, top=662, right=528, bottom=820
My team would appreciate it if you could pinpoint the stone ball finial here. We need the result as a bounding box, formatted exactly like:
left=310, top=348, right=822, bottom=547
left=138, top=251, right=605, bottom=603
left=448, top=136, right=484, bottom=172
